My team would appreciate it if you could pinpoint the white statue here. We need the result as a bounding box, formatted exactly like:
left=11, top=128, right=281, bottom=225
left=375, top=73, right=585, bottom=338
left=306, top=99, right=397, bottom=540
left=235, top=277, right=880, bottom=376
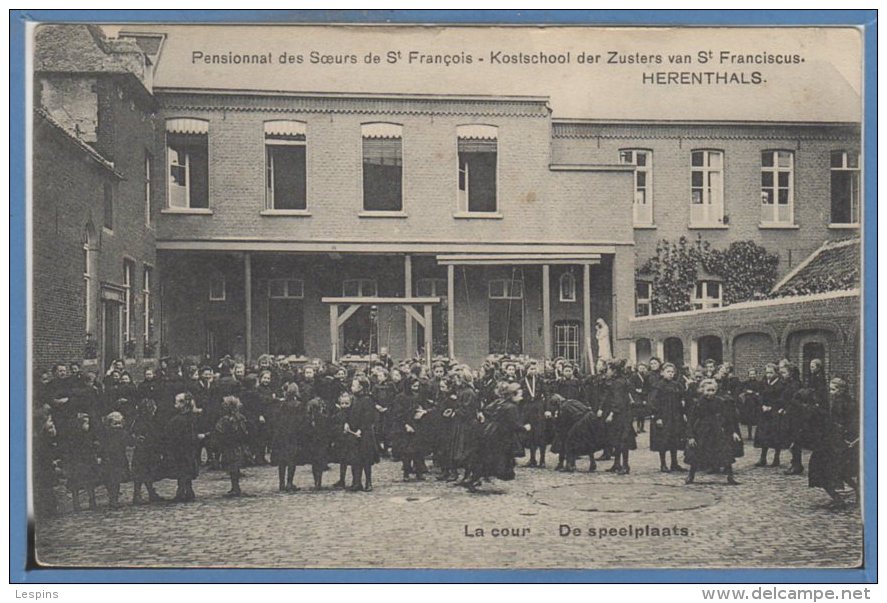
left=595, top=318, right=612, bottom=361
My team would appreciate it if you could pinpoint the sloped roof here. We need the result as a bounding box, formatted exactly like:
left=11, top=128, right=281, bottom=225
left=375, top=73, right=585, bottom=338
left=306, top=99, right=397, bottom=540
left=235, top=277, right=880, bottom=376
left=34, top=24, right=150, bottom=91
left=772, top=238, right=860, bottom=297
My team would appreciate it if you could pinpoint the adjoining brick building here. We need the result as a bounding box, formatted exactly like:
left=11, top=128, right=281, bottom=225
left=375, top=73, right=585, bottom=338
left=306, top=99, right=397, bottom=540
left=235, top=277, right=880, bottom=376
left=31, top=25, right=863, bottom=381
left=32, top=25, right=163, bottom=374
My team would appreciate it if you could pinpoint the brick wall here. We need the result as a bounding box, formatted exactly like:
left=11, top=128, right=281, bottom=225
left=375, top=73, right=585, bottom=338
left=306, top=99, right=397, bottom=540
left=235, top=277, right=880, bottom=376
left=154, top=93, right=636, bottom=247
left=552, top=121, right=862, bottom=278
left=32, top=73, right=159, bottom=376
left=629, top=292, right=860, bottom=387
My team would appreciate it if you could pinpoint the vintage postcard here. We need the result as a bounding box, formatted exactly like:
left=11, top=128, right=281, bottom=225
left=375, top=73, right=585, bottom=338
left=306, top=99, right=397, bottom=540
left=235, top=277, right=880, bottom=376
left=24, top=17, right=867, bottom=573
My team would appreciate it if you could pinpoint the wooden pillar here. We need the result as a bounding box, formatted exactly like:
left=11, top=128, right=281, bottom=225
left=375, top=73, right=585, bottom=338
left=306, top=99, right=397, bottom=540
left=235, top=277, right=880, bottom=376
left=542, top=264, right=551, bottom=360
left=404, top=254, right=413, bottom=358
left=447, top=264, right=455, bottom=359
left=329, top=304, right=339, bottom=364
left=244, top=252, right=252, bottom=362
left=423, top=304, right=433, bottom=368
left=583, top=263, right=593, bottom=373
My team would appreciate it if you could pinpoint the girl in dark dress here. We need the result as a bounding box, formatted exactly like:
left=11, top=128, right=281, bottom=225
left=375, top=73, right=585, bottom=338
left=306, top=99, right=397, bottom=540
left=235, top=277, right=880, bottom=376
left=684, top=379, right=742, bottom=486
left=603, top=360, right=637, bottom=475
left=301, top=396, right=333, bottom=490
left=130, top=399, right=165, bottom=504
left=213, top=396, right=251, bottom=497
left=100, top=411, right=131, bottom=509
left=346, top=375, right=380, bottom=492
left=754, top=363, right=785, bottom=467
left=166, top=393, right=204, bottom=502
left=802, top=378, right=859, bottom=508
left=519, top=362, right=548, bottom=467
left=64, top=412, right=100, bottom=511
left=648, top=362, right=687, bottom=473
left=738, top=368, right=761, bottom=441
left=450, top=367, right=482, bottom=482
left=433, top=377, right=460, bottom=481
left=464, top=382, right=529, bottom=493
left=372, top=367, right=397, bottom=457
left=330, top=391, right=354, bottom=489
left=271, top=383, right=302, bottom=492
left=778, top=363, right=805, bottom=475
left=554, top=364, right=584, bottom=402
left=392, top=378, right=430, bottom=481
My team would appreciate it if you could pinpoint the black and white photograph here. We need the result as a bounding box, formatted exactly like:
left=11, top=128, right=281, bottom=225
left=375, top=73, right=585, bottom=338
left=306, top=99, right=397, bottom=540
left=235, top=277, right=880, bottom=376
left=26, top=19, right=866, bottom=571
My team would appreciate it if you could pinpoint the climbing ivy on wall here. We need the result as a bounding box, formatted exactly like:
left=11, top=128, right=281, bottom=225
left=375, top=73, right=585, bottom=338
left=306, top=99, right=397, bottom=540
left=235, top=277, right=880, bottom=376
left=638, top=236, right=779, bottom=315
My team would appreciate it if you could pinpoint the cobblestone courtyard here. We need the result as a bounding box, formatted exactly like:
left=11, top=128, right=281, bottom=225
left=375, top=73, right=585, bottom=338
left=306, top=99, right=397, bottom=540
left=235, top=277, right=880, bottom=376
left=34, top=433, right=864, bottom=569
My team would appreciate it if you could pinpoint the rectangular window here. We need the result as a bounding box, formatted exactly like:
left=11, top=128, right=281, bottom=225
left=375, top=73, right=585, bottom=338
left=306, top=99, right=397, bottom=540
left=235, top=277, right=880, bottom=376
left=362, top=124, right=403, bottom=212
left=265, top=122, right=307, bottom=210
left=636, top=281, right=652, bottom=317
left=458, top=127, right=498, bottom=213
left=342, top=279, right=378, bottom=297
left=166, top=126, right=209, bottom=209
left=145, top=152, right=152, bottom=226
left=268, top=278, right=305, bottom=299
left=690, top=150, right=724, bottom=226
left=761, top=151, right=794, bottom=224
left=123, top=259, right=135, bottom=345
left=620, top=149, right=653, bottom=225
left=559, top=272, right=577, bottom=302
left=209, top=274, right=226, bottom=301
left=692, top=281, right=722, bottom=310
left=489, top=278, right=523, bottom=354
left=103, top=183, right=113, bottom=230
left=830, top=150, right=860, bottom=225
left=555, top=321, right=581, bottom=363
left=143, top=266, right=153, bottom=353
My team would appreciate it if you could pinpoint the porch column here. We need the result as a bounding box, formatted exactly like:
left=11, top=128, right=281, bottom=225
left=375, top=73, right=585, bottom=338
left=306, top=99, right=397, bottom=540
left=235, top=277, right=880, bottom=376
left=244, top=252, right=252, bottom=362
left=404, top=255, right=413, bottom=358
left=447, top=264, right=455, bottom=359
left=423, top=304, right=433, bottom=367
left=329, top=305, right=339, bottom=364
left=583, top=263, right=592, bottom=373
left=542, top=264, right=551, bottom=360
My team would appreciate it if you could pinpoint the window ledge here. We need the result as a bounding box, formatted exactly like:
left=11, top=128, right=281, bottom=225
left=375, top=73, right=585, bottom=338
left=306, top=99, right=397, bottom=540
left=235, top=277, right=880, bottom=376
left=688, top=223, right=729, bottom=230
left=633, top=224, right=657, bottom=230
left=453, top=211, right=504, bottom=220
left=759, top=222, right=800, bottom=230
left=261, top=209, right=312, bottom=217
left=161, top=208, right=213, bottom=215
left=828, top=223, right=860, bottom=230
left=358, top=210, right=408, bottom=218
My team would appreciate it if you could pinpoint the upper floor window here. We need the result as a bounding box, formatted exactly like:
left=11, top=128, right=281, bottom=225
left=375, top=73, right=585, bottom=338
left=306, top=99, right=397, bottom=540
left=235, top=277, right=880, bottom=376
left=690, top=150, right=724, bottom=226
left=635, top=281, right=652, bottom=317
left=361, top=123, right=402, bottom=212
left=830, top=150, right=860, bottom=225
left=619, top=149, right=653, bottom=225
left=457, top=125, right=498, bottom=213
left=559, top=271, right=577, bottom=302
left=166, top=118, right=209, bottom=209
left=343, top=278, right=378, bottom=297
left=761, top=150, right=794, bottom=224
left=268, top=278, right=305, bottom=299
left=103, top=182, right=113, bottom=231
left=692, top=280, right=722, bottom=310
left=83, top=224, right=97, bottom=336
left=209, top=274, right=226, bottom=301
left=144, top=152, right=153, bottom=227
left=265, top=121, right=307, bottom=211
left=143, top=265, right=154, bottom=345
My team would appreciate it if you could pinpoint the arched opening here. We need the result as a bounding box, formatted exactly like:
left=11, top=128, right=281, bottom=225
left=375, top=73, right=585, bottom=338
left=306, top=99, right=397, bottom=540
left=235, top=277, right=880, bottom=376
left=698, top=335, right=724, bottom=365
left=663, top=337, right=684, bottom=368
left=635, top=338, right=652, bottom=365
left=801, top=341, right=826, bottom=383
